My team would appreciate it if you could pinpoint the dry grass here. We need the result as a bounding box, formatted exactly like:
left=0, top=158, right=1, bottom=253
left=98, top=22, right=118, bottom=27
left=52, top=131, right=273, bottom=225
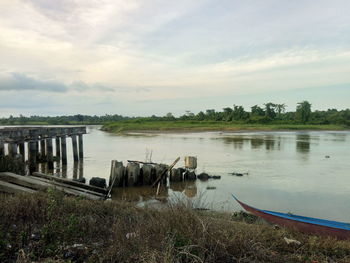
left=1, top=190, right=350, bottom=262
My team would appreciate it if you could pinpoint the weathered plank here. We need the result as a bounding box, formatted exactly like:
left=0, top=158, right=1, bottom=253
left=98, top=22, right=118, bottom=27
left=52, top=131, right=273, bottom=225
left=0, top=172, right=103, bottom=200
left=0, top=180, right=37, bottom=194
left=32, top=172, right=108, bottom=194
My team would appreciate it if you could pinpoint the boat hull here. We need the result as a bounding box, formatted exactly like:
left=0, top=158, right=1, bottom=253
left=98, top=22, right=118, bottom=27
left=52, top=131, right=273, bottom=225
left=234, top=197, right=350, bottom=240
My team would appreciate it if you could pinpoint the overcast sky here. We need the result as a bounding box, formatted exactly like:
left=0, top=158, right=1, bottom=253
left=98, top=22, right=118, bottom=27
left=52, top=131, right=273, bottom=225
left=0, top=0, right=349, bottom=117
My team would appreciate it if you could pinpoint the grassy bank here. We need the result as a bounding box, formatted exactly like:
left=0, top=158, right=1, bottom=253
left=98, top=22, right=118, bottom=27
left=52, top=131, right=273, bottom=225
left=102, top=120, right=347, bottom=133
left=1, top=191, right=350, bottom=262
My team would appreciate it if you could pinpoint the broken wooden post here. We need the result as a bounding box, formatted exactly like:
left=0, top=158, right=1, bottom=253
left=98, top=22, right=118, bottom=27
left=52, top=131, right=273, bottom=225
left=61, top=136, right=67, bottom=165
left=141, top=164, right=155, bottom=185
left=8, top=143, right=18, bottom=157
left=28, top=141, right=37, bottom=174
left=55, top=137, right=60, bottom=159
left=71, top=135, right=78, bottom=162
left=170, top=168, right=182, bottom=182
left=126, top=162, right=140, bottom=186
left=40, top=139, right=46, bottom=161
left=46, top=138, right=54, bottom=169
left=78, top=134, right=84, bottom=160
left=18, top=142, right=25, bottom=161
left=109, top=160, right=125, bottom=187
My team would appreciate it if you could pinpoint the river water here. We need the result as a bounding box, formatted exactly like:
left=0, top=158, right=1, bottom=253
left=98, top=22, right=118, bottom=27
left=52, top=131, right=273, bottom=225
left=2, top=125, right=350, bottom=221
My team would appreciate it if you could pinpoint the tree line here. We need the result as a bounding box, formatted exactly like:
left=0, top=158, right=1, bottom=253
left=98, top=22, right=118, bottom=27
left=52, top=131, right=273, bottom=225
left=0, top=101, right=349, bottom=126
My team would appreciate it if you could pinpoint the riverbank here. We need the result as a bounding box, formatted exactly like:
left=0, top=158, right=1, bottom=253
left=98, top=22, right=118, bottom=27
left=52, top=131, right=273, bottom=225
left=1, top=191, right=350, bottom=262
left=101, top=120, right=348, bottom=134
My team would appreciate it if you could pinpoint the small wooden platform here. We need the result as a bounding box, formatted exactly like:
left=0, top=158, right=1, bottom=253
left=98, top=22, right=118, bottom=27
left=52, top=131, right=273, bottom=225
left=0, top=172, right=106, bottom=200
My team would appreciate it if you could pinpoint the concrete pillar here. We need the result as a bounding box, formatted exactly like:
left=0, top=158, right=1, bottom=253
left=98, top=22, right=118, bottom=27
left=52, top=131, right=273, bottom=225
left=71, top=135, right=79, bottom=162
left=78, top=134, right=84, bottom=160
left=55, top=137, right=60, bottom=158
left=73, top=162, right=78, bottom=179
left=126, top=162, right=140, bottom=186
left=61, top=136, right=67, bottom=165
left=18, top=142, right=25, bottom=161
left=29, top=141, right=37, bottom=174
left=35, top=141, right=40, bottom=162
left=170, top=168, right=182, bottom=182
left=40, top=139, right=46, bottom=161
left=46, top=138, right=54, bottom=170
left=141, top=164, right=155, bottom=185
left=8, top=143, right=18, bottom=157
left=109, top=160, right=125, bottom=187
left=0, top=141, right=5, bottom=157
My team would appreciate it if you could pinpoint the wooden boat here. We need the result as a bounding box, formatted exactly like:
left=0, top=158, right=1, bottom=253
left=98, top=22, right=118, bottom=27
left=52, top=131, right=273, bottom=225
left=232, top=194, right=350, bottom=239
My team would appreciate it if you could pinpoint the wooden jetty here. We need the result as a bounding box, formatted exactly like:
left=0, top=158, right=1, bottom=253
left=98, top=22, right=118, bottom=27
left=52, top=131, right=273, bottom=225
left=0, top=126, right=86, bottom=174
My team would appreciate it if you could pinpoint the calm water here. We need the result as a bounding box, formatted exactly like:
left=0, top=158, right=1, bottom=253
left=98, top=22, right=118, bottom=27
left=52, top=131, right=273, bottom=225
left=2, top=126, right=350, bottom=221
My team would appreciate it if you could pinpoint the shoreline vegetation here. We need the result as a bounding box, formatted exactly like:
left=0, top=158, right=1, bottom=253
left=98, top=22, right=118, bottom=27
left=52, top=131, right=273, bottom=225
left=101, top=120, right=348, bottom=134
left=1, top=191, right=350, bottom=262
left=1, top=101, right=349, bottom=133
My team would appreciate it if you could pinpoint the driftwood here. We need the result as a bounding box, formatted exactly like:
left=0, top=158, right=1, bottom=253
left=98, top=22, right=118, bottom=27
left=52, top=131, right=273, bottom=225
left=151, top=157, right=180, bottom=196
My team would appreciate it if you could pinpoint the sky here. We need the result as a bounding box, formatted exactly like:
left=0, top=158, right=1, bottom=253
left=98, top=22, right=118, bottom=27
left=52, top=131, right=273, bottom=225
left=0, top=0, right=349, bottom=117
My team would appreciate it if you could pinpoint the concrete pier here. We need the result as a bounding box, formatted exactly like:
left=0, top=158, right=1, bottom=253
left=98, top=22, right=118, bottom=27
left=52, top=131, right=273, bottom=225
left=61, top=136, right=67, bottom=165
left=40, top=139, right=46, bottom=161
left=55, top=137, right=60, bottom=158
left=46, top=138, right=54, bottom=170
left=71, top=135, right=79, bottom=162
left=0, top=142, right=4, bottom=157
left=78, top=134, right=84, bottom=160
left=0, top=126, right=86, bottom=174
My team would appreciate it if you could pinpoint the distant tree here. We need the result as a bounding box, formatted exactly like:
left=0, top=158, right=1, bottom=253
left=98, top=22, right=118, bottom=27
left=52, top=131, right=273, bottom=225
left=196, top=111, right=205, bottom=121
left=264, top=103, right=277, bottom=119
left=222, top=107, right=233, bottom=121
left=251, top=105, right=265, bottom=116
left=275, top=104, right=286, bottom=118
left=232, top=105, right=248, bottom=120
left=296, top=101, right=312, bottom=123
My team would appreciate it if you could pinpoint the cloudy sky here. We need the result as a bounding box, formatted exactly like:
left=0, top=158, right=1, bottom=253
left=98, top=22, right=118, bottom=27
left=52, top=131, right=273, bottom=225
left=0, top=0, right=349, bottom=117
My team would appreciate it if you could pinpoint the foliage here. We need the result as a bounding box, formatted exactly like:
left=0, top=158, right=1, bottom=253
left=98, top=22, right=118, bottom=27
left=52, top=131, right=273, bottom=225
left=1, top=101, right=350, bottom=127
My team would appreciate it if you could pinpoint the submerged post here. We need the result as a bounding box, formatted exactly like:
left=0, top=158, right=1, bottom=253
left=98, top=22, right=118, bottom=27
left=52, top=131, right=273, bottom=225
left=78, top=134, right=84, bottom=160
left=29, top=141, right=37, bottom=174
left=61, top=136, right=67, bottom=165
left=71, top=135, right=79, bottom=162
left=46, top=138, right=54, bottom=169
left=55, top=137, right=60, bottom=159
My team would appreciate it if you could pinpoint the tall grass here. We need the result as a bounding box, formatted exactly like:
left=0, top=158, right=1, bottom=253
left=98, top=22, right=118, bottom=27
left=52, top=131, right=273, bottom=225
left=0, top=191, right=350, bottom=262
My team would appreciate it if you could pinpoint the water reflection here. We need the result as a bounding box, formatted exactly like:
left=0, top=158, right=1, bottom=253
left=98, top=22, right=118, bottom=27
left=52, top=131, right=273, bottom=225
left=296, top=134, right=311, bottom=153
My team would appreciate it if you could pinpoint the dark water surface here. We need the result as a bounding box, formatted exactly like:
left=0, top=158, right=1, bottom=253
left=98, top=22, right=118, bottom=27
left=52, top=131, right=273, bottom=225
left=2, top=126, right=350, bottom=221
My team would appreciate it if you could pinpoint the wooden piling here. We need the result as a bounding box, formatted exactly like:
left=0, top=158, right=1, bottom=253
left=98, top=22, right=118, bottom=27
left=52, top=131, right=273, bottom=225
left=126, top=162, right=140, bottom=186
left=71, top=135, right=79, bottom=162
left=28, top=141, right=37, bottom=174
left=109, top=160, right=125, bottom=187
left=40, top=139, right=46, bottom=161
left=78, top=134, right=84, bottom=160
left=61, top=136, right=67, bottom=165
left=46, top=138, right=54, bottom=170
left=55, top=137, right=60, bottom=158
